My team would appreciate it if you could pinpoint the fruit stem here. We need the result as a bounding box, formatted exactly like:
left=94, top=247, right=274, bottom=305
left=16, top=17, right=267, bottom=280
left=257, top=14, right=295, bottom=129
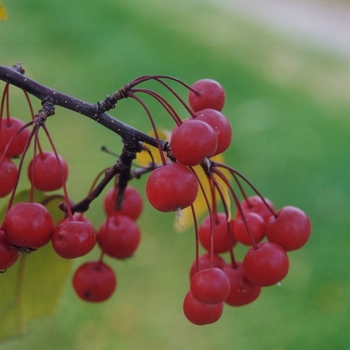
left=211, top=166, right=259, bottom=250
left=190, top=204, right=200, bottom=275
left=212, top=161, right=278, bottom=219
left=209, top=175, right=238, bottom=268
left=5, top=125, right=36, bottom=211
left=0, top=120, right=33, bottom=168
left=127, top=91, right=167, bottom=166
left=0, top=82, right=9, bottom=127
left=41, top=123, right=73, bottom=220
left=191, top=167, right=216, bottom=267
left=29, top=126, right=40, bottom=203
left=131, top=88, right=183, bottom=126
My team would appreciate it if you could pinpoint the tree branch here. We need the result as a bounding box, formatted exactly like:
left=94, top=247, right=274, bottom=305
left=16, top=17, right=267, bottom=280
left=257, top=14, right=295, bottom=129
left=0, top=63, right=165, bottom=148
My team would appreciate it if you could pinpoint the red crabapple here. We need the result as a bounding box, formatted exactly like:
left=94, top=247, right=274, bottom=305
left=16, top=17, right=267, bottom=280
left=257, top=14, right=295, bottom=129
left=237, top=196, right=275, bottom=222
left=72, top=260, right=117, bottom=302
left=28, top=151, right=68, bottom=192
left=104, top=185, right=143, bottom=221
left=222, top=262, right=261, bottom=306
left=97, top=215, right=141, bottom=259
left=171, top=119, right=218, bottom=166
left=243, top=242, right=289, bottom=286
left=0, top=229, right=20, bottom=270
left=190, top=267, right=230, bottom=304
left=188, top=79, right=225, bottom=112
left=233, top=212, right=265, bottom=246
left=51, top=220, right=96, bottom=259
left=183, top=290, right=224, bottom=325
left=146, top=162, right=198, bottom=212
left=0, top=156, right=18, bottom=198
left=198, top=213, right=236, bottom=254
left=266, top=206, right=311, bottom=251
left=0, top=117, right=31, bottom=157
left=195, top=108, right=232, bottom=155
left=189, top=253, right=226, bottom=279
left=3, top=202, right=54, bottom=249
left=56, top=213, right=95, bottom=228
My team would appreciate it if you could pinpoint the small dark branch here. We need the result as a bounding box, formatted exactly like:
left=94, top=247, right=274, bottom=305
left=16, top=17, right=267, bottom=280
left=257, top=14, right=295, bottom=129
left=97, top=85, right=130, bottom=113
left=60, top=164, right=120, bottom=214
left=33, top=99, right=55, bottom=126
left=0, top=64, right=166, bottom=149
left=97, top=93, right=118, bottom=113
left=130, top=162, right=158, bottom=179
left=114, top=140, right=143, bottom=210
left=60, top=140, right=143, bottom=214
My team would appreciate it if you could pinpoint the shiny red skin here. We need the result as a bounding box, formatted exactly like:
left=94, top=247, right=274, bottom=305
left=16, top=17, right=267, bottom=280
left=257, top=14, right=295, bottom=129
left=3, top=202, right=54, bottom=249
left=237, top=196, right=275, bottom=222
left=98, top=215, right=141, bottom=259
left=52, top=220, right=96, bottom=259
left=146, top=163, right=198, bottom=212
left=188, top=79, right=225, bottom=112
left=195, top=108, right=232, bottom=155
left=243, top=242, right=289, bottom=286
left=72, top=261, right=117, bottom=302
left=0, top=156, right=17, bottom=197
left=189, top=253, right=226, bottom=280
left=266, top=206, right=311, bottom=251
left=222, top=262, right=261, bottom=306
left=28, top=151, right=68, bottom=192
left=183, top=290, right=223, bottom=325
left=0, top=117, right=31, bottom=157
left=190, top=267, right=230, bottom=304
left=233, top=212, right=265, bottom=246
left=199, top=213, right=236, bottom=254
left=104, top=186, right=143, bottom=221
left=0, top=230, right=20, bottom=270
left=171, top=119, right=218, bottom=166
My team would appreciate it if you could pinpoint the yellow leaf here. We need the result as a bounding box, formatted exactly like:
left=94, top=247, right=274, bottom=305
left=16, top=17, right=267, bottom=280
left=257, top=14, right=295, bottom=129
left=135, top=129, right=171, bottom=167
left=136, top=130, right=232, bottom=231
left=0, top=2, right=7, bottom=21
left=174, top=153, right=231, bottom=231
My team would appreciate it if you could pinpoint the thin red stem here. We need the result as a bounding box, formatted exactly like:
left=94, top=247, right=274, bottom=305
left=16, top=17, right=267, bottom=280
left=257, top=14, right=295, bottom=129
left=127, top=91, right=167, bottom=165
left=190, top=168, right=215, bottom=267
left=209, top=175, right=237, bottom=268
left=131, top=87, right=183, bottom=126
left=29, top=126, right=40, bottom=203
left=5, top=126, right=36, bottom=211
left=213, top=161, right=277, bottom=219
left=211, top=166, right=259, bottom=250
left=190, top=204, right=200, bottom=275
left=0, top=120, right=33, bottom=168
left=42, top=123, right=73, bottom=220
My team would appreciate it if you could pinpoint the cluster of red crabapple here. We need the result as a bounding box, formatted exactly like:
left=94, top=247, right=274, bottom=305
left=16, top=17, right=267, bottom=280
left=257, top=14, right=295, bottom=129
left=0, top=76, right=311, bottom=326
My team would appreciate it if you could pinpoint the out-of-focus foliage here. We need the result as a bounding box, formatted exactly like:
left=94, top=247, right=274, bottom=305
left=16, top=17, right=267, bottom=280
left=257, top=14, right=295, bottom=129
left=0, top=2, right=7, bottom=21
left=0, top=191, right=72, bottom=340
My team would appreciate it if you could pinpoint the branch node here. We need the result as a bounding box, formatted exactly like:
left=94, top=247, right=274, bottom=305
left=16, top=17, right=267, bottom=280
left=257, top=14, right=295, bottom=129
left=96, top=85, right=130, bottom=113
left=12, top=62, right=25, bottom=74
left=34, top=99, right=55, bottom=126
left=97, top=93, right=118, bottom=113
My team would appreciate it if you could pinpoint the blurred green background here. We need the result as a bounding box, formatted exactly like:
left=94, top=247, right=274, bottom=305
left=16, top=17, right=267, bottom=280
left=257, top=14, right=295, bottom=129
left=1, top=0, right=350, bottom=349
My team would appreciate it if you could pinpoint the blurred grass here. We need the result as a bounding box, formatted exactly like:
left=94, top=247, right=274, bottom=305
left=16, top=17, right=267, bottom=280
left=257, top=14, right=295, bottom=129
left=1, top=0, right=350, bottom=349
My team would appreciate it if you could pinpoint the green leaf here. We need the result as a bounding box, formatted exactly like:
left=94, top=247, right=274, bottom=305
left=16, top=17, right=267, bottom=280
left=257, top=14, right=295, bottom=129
left=0, top=246, right=73, bottom=340
left=0, top=189, right=73, bottom=341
